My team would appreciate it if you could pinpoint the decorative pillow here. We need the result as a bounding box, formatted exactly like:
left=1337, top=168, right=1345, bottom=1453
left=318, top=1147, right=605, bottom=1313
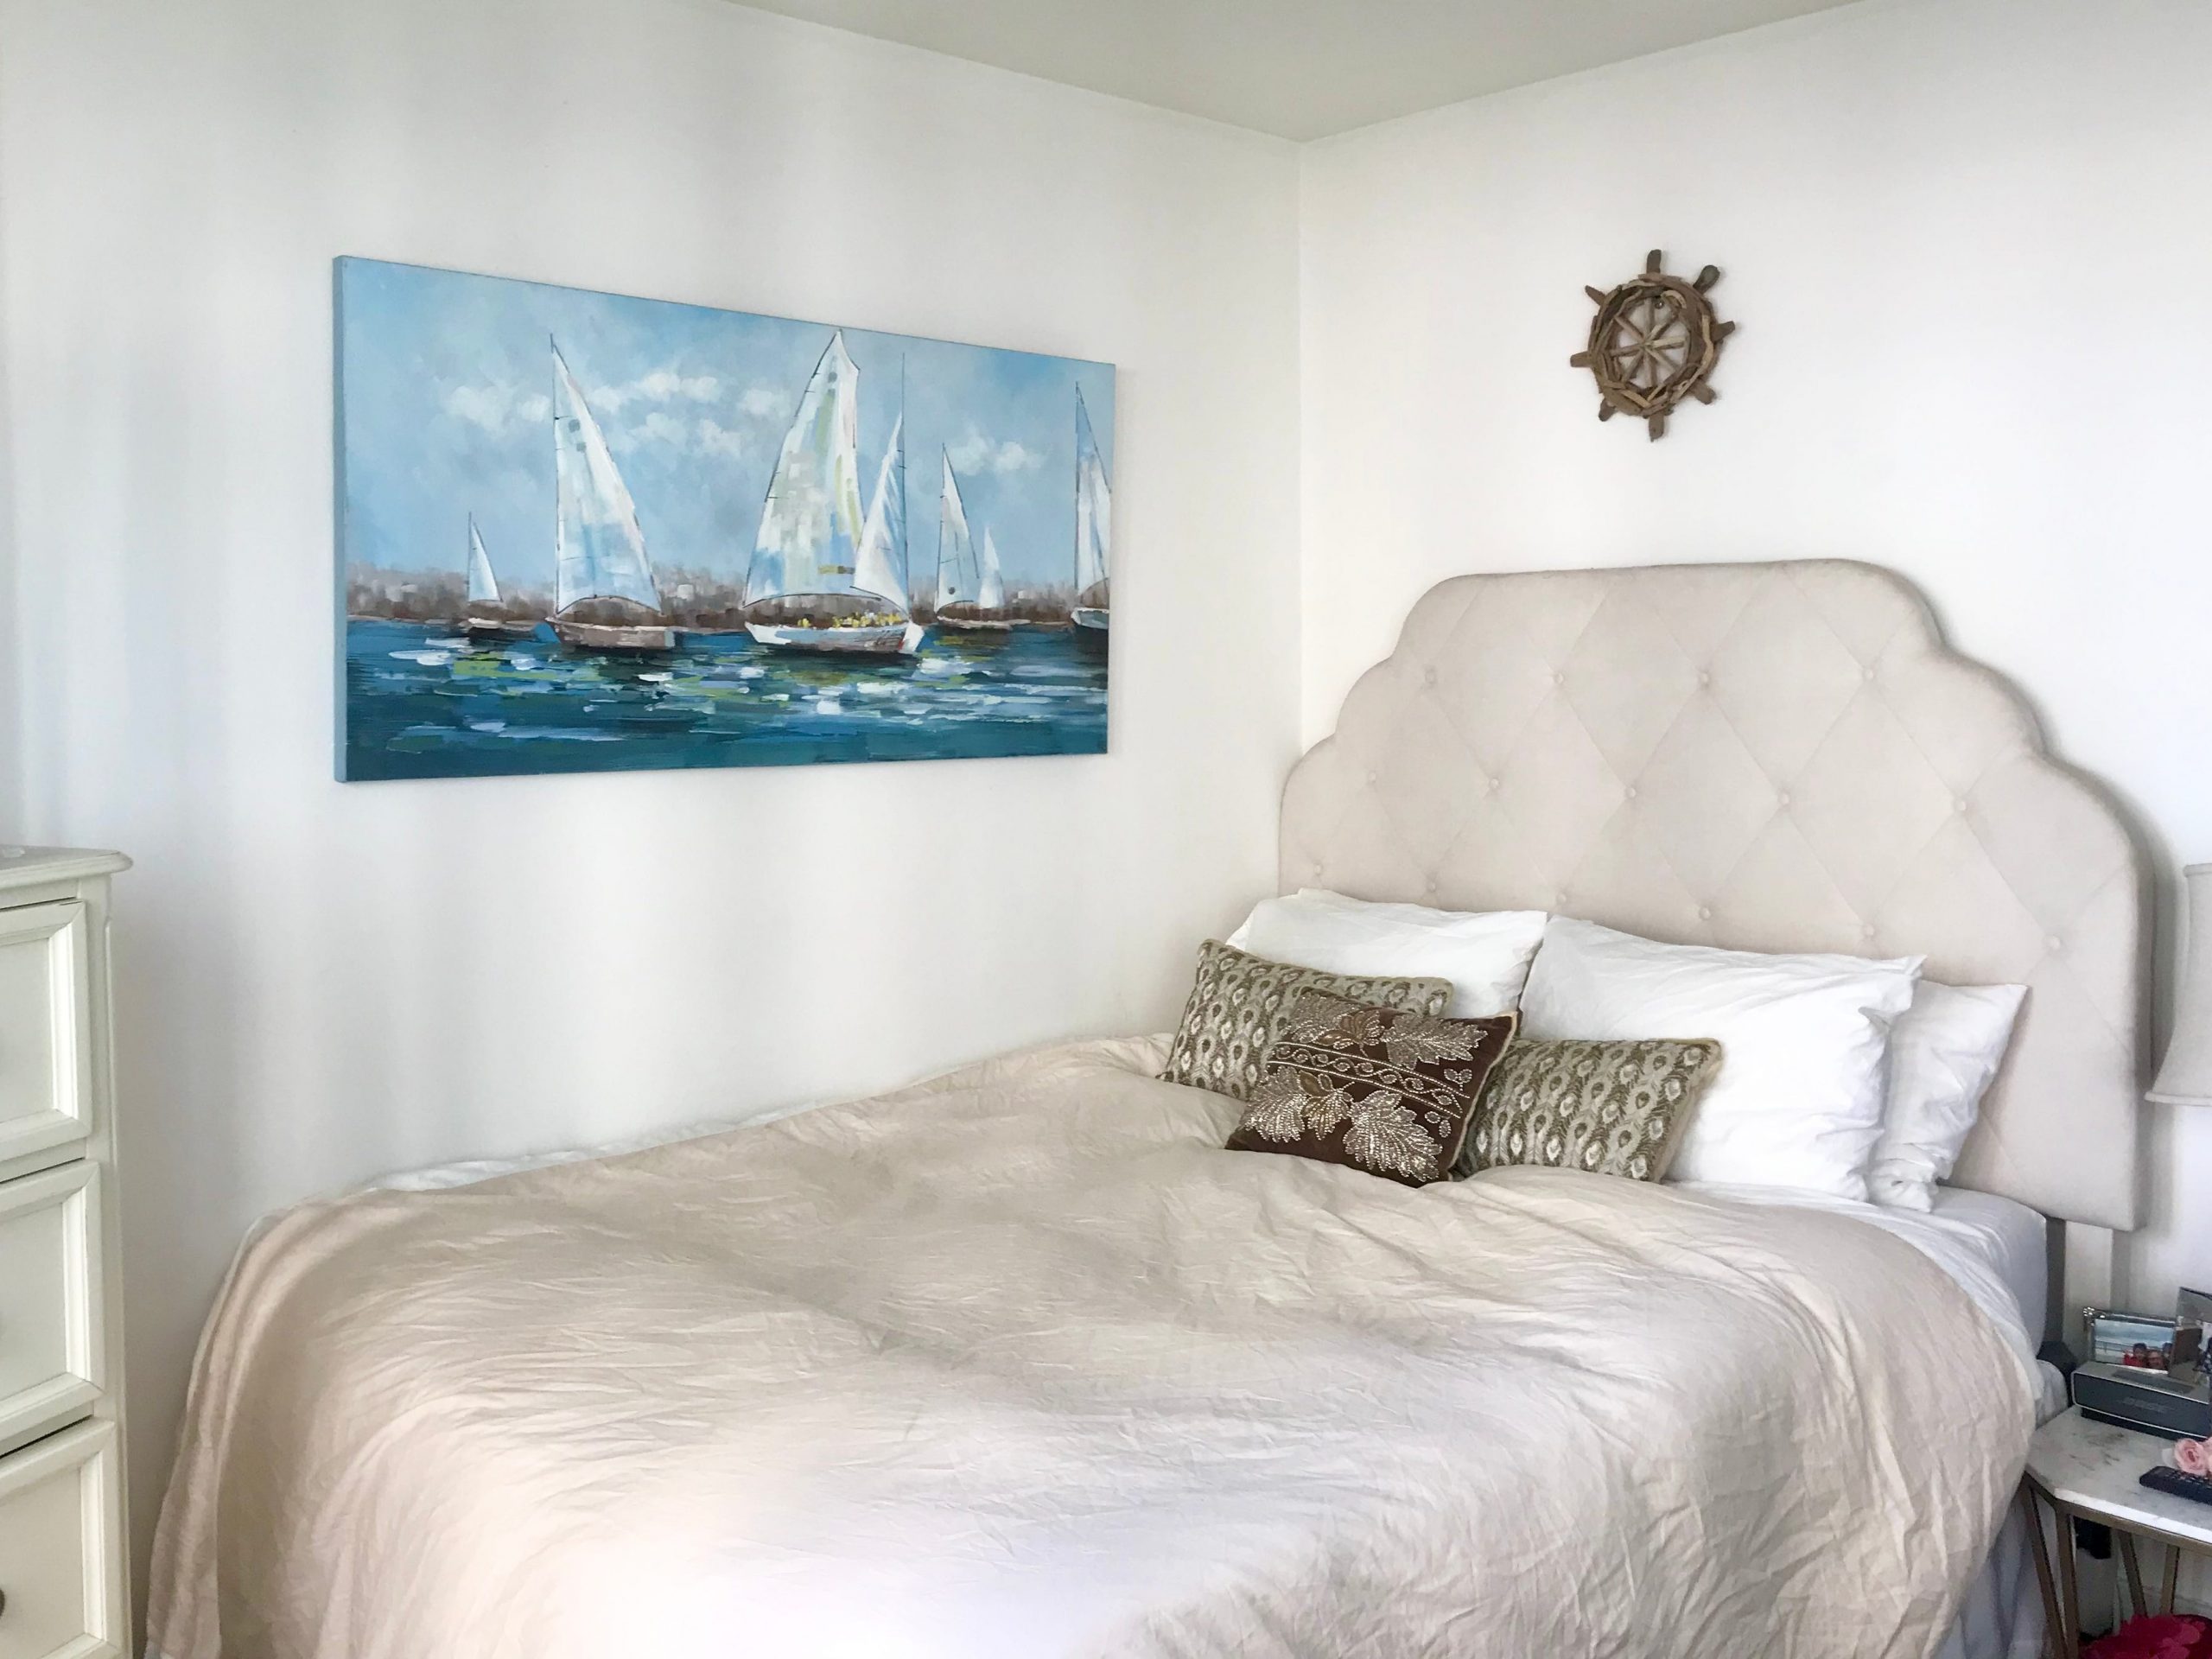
left=1868, top=980, right=2028, bottom=1211
left=1225, top=991, right=1516, bottom=1186
left=1519, top=917, right=1923, bottom=1202
left=1457, top=1038, right=1721, bottom=1183
left=1160, top=940, right=1452, bottom=1101
left=1226, top=888, right=1548, bottom=1017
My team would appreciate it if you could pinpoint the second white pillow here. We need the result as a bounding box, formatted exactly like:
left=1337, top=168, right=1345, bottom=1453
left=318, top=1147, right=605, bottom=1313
left=1868, top=980, right=2027, bottom=1211
left=1518, top=917, right=1923, bottom=1202
left=1226, top=889, right=1548, bottom=1019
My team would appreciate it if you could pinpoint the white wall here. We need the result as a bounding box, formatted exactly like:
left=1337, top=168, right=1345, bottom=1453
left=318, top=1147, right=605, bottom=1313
left=17, top=0, right=2212, bottom=1624
left=0, top=0, right=1300, bottom=1590
left=1301, top=0, right=2212, bottom=1310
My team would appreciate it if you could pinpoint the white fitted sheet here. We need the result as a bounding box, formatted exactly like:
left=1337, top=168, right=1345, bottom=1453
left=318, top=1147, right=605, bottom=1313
left=1920, top=1186, right=2051, bottom=1350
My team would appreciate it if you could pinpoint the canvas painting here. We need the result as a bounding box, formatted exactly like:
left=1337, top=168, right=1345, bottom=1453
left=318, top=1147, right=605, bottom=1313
left=335, top=257, right=1113, bottom=781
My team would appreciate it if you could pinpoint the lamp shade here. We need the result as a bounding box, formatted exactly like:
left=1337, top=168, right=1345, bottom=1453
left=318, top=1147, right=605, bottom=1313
left=2152, top=863, right=2212, bottom=1107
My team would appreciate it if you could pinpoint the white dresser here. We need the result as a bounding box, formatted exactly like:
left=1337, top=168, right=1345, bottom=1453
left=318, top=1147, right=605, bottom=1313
left=0, top=849, right=129, bottom=1659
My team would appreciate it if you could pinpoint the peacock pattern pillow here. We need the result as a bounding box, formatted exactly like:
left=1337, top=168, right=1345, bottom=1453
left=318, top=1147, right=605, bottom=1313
left=1160, top=940, right=1452, bottom=1103
left=1458, top=1038, right=1721, bottom=1183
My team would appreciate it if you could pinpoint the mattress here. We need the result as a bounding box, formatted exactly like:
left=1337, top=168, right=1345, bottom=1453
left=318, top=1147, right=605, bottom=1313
left=1920, top=1187, right=2051, bottom=1352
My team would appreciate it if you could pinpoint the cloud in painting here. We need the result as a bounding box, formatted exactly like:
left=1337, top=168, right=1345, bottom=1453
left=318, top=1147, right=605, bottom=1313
left=442, top=382, right=550, bottom=434
left=945, top=426, right=1044, bottom=476
left=739, top=385, right=788, bottom=422
left=607, top=409, right=753, bottom=462
left=588, top=366, right=722, bottom=414
left=696, top=418, right=747, bottom=460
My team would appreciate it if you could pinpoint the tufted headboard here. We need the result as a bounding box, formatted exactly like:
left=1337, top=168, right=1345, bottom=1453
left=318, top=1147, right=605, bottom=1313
left=1281, top=561, right=2147, bottom=1234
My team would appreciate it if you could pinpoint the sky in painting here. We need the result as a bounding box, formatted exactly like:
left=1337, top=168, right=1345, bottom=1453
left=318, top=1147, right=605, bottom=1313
left=336, top=257, right=1115, bottom=601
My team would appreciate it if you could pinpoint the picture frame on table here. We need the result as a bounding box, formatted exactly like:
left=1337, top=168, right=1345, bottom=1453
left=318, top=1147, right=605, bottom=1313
left=2087, top=1308, right=2178, bottom=1370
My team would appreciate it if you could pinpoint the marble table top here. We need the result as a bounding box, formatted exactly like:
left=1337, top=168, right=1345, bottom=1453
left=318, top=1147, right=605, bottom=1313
left=2027, top=1408, right=2212, bottom=1544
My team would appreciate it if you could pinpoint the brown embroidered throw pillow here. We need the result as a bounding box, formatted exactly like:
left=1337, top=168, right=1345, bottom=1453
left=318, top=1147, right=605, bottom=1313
left=1458, top=1038, right=1721, bottom=1182
left=1226, top=991, right=1516, bottom=1186
left=1160, top=940, right=1452, bottom=1102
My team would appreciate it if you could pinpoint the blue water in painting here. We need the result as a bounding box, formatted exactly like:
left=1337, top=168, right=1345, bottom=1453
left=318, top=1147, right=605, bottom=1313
left=342, top=619, right=1108, bottom=780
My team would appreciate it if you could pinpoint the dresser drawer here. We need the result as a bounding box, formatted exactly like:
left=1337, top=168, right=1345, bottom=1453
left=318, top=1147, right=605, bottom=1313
left=0, top=1418, right=124, bottom=1659
left=0, top=904, right=92, bottom=1182
left=0, top=1166, right=102, bottom=1457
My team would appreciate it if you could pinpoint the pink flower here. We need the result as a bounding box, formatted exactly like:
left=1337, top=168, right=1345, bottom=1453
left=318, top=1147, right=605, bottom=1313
left=2082, top=1613, right=2212, bottom=1659
left=2176, top=1438, right=2211, bottom=1478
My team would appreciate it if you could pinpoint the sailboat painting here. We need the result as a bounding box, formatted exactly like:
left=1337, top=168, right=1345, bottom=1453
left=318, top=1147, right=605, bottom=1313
left=335, top=257, right=1113, bottom=781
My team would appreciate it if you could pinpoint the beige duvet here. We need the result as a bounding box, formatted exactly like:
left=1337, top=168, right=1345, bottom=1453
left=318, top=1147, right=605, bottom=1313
left=148, top=1037, right=2037, bottom=1659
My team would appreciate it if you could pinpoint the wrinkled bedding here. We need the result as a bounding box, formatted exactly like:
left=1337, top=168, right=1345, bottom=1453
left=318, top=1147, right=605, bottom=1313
left=147, top=1036, right=2038, bottom=1659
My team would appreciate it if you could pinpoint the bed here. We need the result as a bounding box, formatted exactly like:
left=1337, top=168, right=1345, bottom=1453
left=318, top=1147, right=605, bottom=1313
left=146, top=560, right=2148, bottom=1659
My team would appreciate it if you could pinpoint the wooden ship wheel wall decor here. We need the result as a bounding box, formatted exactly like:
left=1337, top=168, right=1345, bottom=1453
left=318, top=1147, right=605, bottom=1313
left=1572, top=250, right=1734, bottom=440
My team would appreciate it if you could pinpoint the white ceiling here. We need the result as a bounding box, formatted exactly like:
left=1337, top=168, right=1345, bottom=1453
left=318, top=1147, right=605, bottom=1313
left=729, top=0, right=1861, bottom=140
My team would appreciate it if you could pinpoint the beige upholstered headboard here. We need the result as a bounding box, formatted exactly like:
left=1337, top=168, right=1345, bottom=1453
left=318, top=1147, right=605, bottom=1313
left=1281, top=561, right=2147, bottom=1238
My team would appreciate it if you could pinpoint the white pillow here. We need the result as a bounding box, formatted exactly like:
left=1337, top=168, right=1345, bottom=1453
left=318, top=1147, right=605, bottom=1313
left=1225, top=889, right=1548, bottom=1018
left=1518, top=918, right=1923, bottom=1201
left=1867, top=981, right=2027, bottom=1212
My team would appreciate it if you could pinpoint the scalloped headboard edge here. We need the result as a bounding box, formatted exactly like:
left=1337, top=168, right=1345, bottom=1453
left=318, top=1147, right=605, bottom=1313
left=1281, top=559, right=2148, bottom=1232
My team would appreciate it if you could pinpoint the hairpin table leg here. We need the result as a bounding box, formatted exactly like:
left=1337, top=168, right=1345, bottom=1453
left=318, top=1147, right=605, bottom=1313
left=2020, top=1484, right=2067, bottom=1659
left=2120, top=1532, right=2147, bottom=1618
left=2056, top=1505, right=2082, bottom=1655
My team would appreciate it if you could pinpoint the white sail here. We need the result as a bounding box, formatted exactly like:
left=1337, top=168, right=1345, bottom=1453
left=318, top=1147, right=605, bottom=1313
left=1073, top=386, right=1111, bottom=606
left=747, top=332, right=867, bottom=610
left=852, top=412, right=909, bottom=617
left=466, top=516, right=500, bottom=607
left=937, top=452, right=981, bottom=611
left=979, top=526, right=1006, bottom=613
left=552, top=343, right=661, bottom=616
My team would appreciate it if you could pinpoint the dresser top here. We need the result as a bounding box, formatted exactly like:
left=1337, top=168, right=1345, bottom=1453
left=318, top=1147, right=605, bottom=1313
left=0, top=847, right=130, bottom=890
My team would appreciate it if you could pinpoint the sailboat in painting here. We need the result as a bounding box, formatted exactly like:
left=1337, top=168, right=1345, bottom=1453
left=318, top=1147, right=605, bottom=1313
left=744, top=331, right=923, bottom=655
left=462, top=515, right=537, bottom=642
left=934, top=454, right=1012, bottom=634
left=1071, top=386, right=1110, bottom=656
left=550, top=341, right=674, bottom=652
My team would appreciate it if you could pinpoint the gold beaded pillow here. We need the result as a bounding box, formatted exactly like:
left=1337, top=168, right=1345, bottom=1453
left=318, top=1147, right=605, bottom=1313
left=1160, top=940, right=1452, bottom=1102
left=1225, top=991, right=1516, bottom=1187
left=1457, top=1038, right=1721, bottom=1183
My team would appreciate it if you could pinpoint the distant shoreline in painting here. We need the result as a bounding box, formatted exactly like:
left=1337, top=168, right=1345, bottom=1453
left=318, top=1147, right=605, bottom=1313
left=334, top=257, right=1113, bottom=781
